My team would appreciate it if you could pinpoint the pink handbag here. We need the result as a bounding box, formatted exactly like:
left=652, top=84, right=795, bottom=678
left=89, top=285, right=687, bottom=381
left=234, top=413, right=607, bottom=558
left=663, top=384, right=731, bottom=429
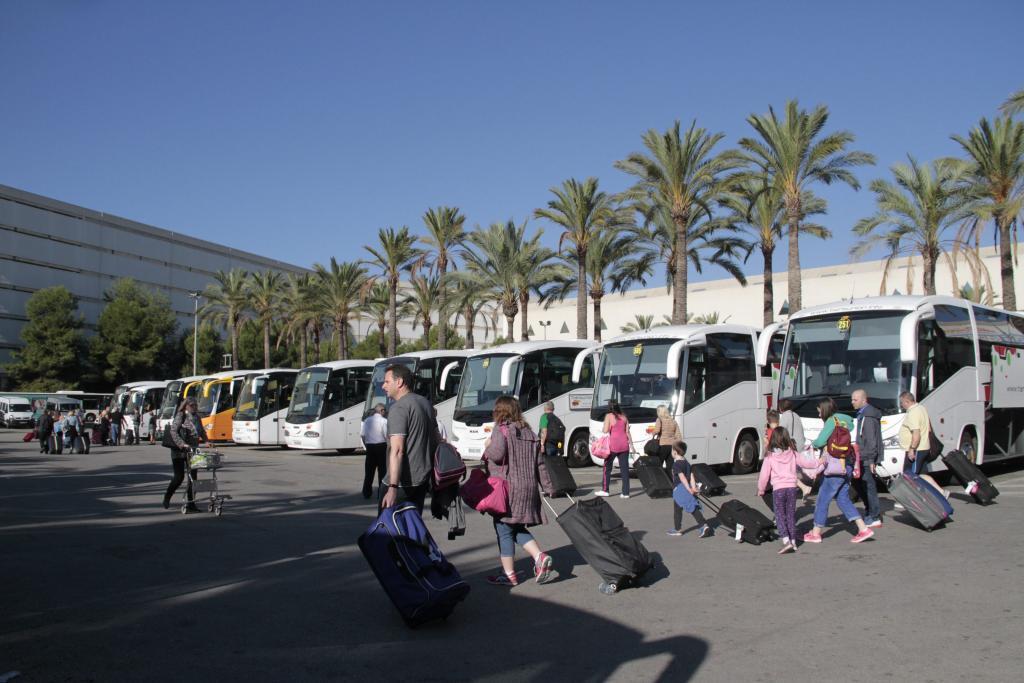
left=590, top=435, right=611, bottom=459
left=460, top=468, right=509, bottom=516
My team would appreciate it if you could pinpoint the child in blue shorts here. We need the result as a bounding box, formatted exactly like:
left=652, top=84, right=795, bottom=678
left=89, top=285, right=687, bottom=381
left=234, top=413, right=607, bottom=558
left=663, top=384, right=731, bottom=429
left=667, top=441, right=714, bottom=538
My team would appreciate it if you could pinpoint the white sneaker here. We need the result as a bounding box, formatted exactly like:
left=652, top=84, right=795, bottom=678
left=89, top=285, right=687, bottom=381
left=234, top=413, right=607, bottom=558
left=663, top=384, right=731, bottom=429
left=893, top=502, right=905, bottom=510
left=620, top=493, right=630, bottom=499
left=594, top=490, right=610, bottom=497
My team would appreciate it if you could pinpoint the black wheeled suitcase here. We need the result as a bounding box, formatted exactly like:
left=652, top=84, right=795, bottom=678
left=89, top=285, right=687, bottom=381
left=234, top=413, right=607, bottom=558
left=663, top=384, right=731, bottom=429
left=702, top=496, right=776, bottom=545
left=546, top=495, right=651, bottom=590
left=941, top=450, right=998, bottom=505
left=49, top=434, right=63, bottom=454
left=543, top=453, right=578, bottom=497
left=888, top=473, right=949, bottom=531
left=635, top=456, right=674, bottom=498
left=691, top=463, right=726, bottom=496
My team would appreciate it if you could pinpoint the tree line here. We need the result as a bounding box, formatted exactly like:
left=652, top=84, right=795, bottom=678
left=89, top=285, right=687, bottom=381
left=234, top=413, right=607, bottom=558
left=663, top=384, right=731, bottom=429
left=6, top=93, right=1023, bottom=390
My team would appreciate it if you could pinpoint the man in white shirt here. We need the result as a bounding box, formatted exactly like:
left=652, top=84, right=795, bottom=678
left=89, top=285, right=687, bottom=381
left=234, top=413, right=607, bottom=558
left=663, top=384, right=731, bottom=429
left=361, top=403, right=388, bottom=499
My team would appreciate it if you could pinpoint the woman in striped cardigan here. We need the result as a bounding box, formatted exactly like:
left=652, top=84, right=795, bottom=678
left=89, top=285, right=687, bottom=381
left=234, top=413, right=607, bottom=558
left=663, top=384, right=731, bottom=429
left=482, top=395, right=557, bottom=587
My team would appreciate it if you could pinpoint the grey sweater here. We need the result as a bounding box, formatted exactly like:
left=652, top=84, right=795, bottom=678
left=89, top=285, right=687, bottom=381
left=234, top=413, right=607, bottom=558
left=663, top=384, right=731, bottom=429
left=856, top=404, right=883, bottom=465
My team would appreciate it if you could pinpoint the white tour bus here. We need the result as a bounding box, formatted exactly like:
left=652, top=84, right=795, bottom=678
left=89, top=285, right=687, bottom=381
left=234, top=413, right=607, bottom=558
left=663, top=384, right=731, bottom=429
left=283, top=361, right=375, bottom=451
left=109, top=381, right=169, bottom=440
left=232, top=369, right=299, bottom=446
left=577, top=325, right=767, bottom=472
left=451, top=341, right=596, bottom=464
left=761, top=295, right=1024, bottom=475
left=362, top=350, right=473, bottom=434
left=155, top=375, right=208, bottom=435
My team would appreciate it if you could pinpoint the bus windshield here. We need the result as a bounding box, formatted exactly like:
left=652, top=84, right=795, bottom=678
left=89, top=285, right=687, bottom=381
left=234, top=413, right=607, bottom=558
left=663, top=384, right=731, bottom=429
left=593, top=340, right=678, bottom=422
left=234, top=376, right=265, bottom=421
left=365, top=358, right=418, bottom=415
left=780, top=312, right=907, bottom=416
left=110, top=387, right=131, bottom=413
left=455, top=354, right=517, bottom=421
left=198, top=382, right=230, bottom=416
left=160, top=382, right=184, bottom=419
left=289, top=368, right=331, bottom=422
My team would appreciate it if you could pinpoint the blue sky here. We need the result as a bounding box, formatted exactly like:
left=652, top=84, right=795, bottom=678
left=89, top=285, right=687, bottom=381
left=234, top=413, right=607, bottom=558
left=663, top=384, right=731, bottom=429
left=2, top=1, right=1021, bottom=283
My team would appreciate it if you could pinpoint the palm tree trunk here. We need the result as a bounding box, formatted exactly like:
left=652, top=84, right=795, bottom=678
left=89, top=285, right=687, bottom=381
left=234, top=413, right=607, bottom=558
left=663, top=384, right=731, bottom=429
left=263, top=320, right=271, bottom=369
left=464, top=306, right=475, bottom=349
left=787, top=204, right=802, bottom=312
left=336, top=315, right=345, bottom=360
left=438, top=259, right=448, bottom=349
left=313, top=325, right=321, bottom=364
left=299, top=328, right=307, bottom=369
left=505, top=311, right=515, bottom=341
left=576, top=249, right=588, bottom=339
left=762, top=246, right=774, bottom=327
left=423, top=319, right=432, bottom=348
left=592, top=292, right=603, bottom=342
left=229, top=318, right=239, bottom=370
left=998, top=218, right=1017, bottom=310
left=377, top=323, right=387, bottom=356
left=923, top=248, right=936, bottom=296
left=672, top=213, right=688, bottom=324
left=520, top=292, right=530, bottom=341
left=387, top=276, right=398, bottom=356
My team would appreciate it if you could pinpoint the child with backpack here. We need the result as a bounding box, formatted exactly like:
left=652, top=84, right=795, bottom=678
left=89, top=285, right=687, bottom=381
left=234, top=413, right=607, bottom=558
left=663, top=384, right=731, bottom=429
left=666, top=441, right=714, bottom=538
left=803, top=398, right=874, bottom=545
left=763, top=409, right=780, bottom=451
left=757, top=427, right=819, bottom=553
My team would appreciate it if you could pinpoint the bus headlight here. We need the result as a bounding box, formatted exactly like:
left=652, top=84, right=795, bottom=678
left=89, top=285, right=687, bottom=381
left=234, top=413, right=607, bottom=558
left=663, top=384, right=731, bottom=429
left=205, top=424, right=213, bottom=431
left=450, top=434, right=459, bottom=443
left=883, top=436, right=902, bottom=449
left=304, top=431, right=320, bottom=438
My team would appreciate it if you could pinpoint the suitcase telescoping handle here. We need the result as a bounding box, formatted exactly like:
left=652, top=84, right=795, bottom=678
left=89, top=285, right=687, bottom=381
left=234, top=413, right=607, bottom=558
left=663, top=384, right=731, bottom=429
left=541, top=492, right=577, bottom=516
left=696, top=492, right=721, bottom=514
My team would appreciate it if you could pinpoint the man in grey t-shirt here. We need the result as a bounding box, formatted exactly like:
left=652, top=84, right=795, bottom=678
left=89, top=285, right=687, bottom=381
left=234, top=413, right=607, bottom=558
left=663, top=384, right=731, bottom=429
left=379, top=364, right=437, bottom=514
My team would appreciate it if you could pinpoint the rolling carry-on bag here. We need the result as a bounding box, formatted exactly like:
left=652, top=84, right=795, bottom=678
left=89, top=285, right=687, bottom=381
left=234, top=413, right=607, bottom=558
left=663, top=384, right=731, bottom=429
left=358, top=502, right=470, bottom=628
left=691, top=463, right=726, bottom=496
left=701, top=495, right=776, bottom=545
left=77, top=434, right=90, bottom=454
left=636, top=456, right=674, bottom=498
left=49, top=433, right=63, bottom=454
left=888, top=473, right=949, bottom=531
left=543, top=453, right=578, bottom=497
left=545, top=495, right=651, bottom=590
left=941, top=450, right=998, bottom=505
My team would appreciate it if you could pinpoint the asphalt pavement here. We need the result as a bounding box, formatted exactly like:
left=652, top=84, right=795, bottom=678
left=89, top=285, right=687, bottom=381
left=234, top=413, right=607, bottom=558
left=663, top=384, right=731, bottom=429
left=2, top=431, right=1023, bottom=682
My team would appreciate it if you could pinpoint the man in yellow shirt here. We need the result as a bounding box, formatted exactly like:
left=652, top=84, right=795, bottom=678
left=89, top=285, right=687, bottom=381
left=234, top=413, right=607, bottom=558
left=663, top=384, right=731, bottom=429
left=898, top=391, right=947, bottom=497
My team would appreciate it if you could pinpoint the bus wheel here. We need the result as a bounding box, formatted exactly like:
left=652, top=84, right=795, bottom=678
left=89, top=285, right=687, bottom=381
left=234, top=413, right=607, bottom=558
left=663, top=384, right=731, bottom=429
left=959, top=430, right=979, bottom=464
left=732, top=433, right=759, bottom=474
left=279, top=444, right=289, bottom=450
left=567, top=433, right=591, bottom=468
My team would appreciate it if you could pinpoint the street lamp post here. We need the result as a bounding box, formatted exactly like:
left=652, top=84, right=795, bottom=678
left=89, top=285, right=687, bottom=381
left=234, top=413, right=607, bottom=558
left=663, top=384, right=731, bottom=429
left=189, top=291, right=201, bottom=375
left=538, top=320, right=552, bottom=340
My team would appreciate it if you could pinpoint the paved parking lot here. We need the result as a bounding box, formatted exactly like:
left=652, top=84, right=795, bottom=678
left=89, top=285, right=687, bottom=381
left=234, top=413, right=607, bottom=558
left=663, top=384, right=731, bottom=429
left=2, top=431, right=1024, bottom=682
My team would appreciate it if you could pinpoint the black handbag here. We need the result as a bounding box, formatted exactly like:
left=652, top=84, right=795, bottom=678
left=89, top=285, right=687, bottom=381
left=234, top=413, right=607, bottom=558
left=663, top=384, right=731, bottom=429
left=161, top=423, right=177, bottom=449
left=643, top=438, right=660, bottom=457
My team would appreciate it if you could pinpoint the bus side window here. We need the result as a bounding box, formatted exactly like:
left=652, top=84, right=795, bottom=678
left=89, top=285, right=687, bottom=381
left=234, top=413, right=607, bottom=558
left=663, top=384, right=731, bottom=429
left=441, top=360, right=464, bottom=401
left=263, top=380, right=280, bottom=417
left=519, top=356, right=543, bottom=411
left=685, top=349, right=707, bottom=409
left=705, top=333, right=756, bottom=399
left=216, top=386, right=233, bottom=412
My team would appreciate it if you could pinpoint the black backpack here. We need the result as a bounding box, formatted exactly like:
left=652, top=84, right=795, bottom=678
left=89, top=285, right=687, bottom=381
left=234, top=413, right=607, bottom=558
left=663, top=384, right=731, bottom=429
left=545, top=414, right=566, bottom=445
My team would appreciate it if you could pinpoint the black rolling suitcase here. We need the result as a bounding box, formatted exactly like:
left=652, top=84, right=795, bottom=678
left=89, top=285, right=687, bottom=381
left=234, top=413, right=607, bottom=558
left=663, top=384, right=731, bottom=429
left=543, top=453, right=578, bottom=498
left=691, top=463, right=726, bottom=495
left=941, top=450, right=998, bottom=505
left=701, top=495, right=776, bottom=545
left=49, top=433, right=63, bottom=454
left=888, top=473, right=949, bottom=531
left=635, top=456, right=674, bottom=498
left=545, top=495, right=651, bottom=591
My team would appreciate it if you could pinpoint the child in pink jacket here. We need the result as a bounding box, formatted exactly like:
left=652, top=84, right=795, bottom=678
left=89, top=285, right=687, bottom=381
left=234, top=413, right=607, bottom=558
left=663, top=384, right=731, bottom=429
left=757, top=427, right=819, bottom=554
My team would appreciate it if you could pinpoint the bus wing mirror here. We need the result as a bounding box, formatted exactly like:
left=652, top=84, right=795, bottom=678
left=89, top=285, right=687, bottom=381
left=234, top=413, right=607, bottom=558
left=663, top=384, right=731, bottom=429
left=756, top=322, right=784, bottom=366
left=500, top=356, right=522, bottom=388
left=439, top=362, right=459, bottom=391
left=900, top=309, right=930, bottom=363
left=571, top=346, right=601, bottom=383
left=665, top=338, right=692, bottom=379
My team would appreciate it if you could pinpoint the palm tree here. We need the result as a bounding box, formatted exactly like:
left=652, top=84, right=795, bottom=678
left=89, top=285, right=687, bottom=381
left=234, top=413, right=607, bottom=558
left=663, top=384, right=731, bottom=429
left=620, top=314, right=655, bottom=333
left=852, top=157, right=974, bottom=296
left=453, top=220, right=526, bottom=341
left=534, top=177, right=621, bottom=338
left=277, top=273, right=312, bottom=369
left=615, top=121, right=739, bottom=324
left=364, top=226, right=424, bottom=355
left=514, top=230, right=566, bottom=341
left=449, top=278, right=493, bottom=350
left=314, top=258, right=371, bottom=360
left=201, top=269, right=250, bottom=370
left=953, top=117, right=1024, bottom=310
left=545, top=227, right=654, bottom=342
left=691, top=311, right=731, bottom=324
left=421, top=206, right=465, bottom=349
left=247, top=270, right=283, bottom=369
left=738, top=100, right=875, bottom=311
left=365, top=282, right=393, bottom=357
left=1002, top=88, right=1024, bottom=116
left=403, top=273, right=441, bottom=348
left=721, top=179, right=828, bottom=326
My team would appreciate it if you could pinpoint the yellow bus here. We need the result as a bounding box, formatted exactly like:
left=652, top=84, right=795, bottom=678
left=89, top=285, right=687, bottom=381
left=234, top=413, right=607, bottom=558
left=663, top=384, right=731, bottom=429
left=199, top=371, right=256, bottom=442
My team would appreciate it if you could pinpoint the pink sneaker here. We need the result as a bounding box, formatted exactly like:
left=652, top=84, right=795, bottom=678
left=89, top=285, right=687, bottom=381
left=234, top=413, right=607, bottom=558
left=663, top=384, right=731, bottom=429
left=802, top=531, right=822, bottom=544
left=534, top=552, right=554, bottom=584
left=850, top=528, right=875, bottom=544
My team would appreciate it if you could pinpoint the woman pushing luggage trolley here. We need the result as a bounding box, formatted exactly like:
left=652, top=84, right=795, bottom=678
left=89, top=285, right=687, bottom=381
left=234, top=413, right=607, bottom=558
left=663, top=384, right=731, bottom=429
left=184, top=448, right=231, bottom=516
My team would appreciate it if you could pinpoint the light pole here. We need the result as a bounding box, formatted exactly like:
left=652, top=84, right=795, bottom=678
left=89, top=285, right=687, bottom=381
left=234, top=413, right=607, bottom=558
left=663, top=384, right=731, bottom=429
left=189, top=291, right=201, bottom=375
left=538, top=320, right=551, bottom=340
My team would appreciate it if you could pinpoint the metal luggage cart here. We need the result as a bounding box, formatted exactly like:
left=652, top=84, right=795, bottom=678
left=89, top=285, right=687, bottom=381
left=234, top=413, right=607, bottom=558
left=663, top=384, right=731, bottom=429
left=184, top=448, right=231, bottom=516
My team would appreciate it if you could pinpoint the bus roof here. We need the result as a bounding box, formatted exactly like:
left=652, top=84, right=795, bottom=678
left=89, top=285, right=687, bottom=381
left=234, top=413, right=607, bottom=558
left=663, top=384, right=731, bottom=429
left=788, top=295, right=1000, bottom=322
left=467, top=340, right=594, bottom=357
left=297, top=360, right=376, bottom=372
left=243, top=368, right=299, bottom=376
left=127, top=381, right=171, bottom=390
left=599, top=324, right=761, bottom=346
left=374, top=349, right=476, bottom=363
left=170, top=374, right=209, bottom=383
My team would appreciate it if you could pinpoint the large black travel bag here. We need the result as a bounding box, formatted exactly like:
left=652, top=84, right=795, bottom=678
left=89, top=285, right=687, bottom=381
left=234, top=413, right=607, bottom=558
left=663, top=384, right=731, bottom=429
left=358, top=502, right=470, bottom=628
left=888, top=473, right=949, bottom=531
left=635, top=456, right=674, bottom=498
left=691, top=463, right=726, bottom=496
left=543, top=453, right=578, bottom=498
left=701, top=496, right=776, bottom=545
left=941, top=450, right=998, bottom=505
left=546, top=495, right=651, bottom=589
left=49, top=433, right=63, bottom=454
